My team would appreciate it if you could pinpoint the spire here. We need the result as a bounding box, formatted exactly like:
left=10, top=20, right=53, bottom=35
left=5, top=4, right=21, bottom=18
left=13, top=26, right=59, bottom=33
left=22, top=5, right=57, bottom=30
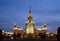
left=29, top=5, right=31, bottom=13
left=28, top=6, right=33, bottom=23
left=28, top=6, right=32, bottom=18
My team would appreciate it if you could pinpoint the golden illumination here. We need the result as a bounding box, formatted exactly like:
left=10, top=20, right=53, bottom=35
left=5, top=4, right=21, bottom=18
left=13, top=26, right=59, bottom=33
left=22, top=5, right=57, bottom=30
left=13, top=28, right=18, bottom=30
left=42, top=27, right=47, bottom=30
left=28, top=13, right=32, bottom=17
left=25, top=8, right=34, bottom=34
left=26, top=24, right=34, bottom=34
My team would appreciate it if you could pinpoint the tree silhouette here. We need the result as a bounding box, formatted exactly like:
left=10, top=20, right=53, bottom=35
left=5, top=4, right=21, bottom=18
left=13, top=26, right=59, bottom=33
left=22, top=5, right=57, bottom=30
left=12, top=33, right=21, bottom=39
left=57, top=27, right=60, bottom=41
left=12, top=33, right=17, bottom=39
left=0, top=29, right=4, bottom=40
left=39, top=33, right=46, bottom=39
left=17, top=33, right=21, bottom=39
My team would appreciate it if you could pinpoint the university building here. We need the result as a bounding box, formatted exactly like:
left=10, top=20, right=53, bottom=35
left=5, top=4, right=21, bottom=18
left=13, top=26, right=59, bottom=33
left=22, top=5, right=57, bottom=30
left=12, top=7, right=47, bottom=38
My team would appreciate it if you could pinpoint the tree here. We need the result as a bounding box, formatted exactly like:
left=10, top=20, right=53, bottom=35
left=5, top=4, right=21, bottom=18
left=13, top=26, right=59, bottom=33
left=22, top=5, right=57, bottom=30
left=12, top=33, right=17, bottom=39
left=17, top=33, right=21, bottom=39
left=57, top=27, right=60, bottom=41
left=0, top=29, right=4, bottom=40
left=39, top=33, right=46, bottom=39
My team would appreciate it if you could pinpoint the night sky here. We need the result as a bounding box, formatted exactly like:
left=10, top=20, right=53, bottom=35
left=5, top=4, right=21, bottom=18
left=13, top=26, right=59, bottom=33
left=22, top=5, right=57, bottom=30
left=0, top=0, right=60, bottom=32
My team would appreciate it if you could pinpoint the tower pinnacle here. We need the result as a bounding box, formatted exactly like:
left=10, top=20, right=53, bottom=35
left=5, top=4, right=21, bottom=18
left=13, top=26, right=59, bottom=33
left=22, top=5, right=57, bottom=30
left=28, top=6, right=32, bottom=20
left=29, top=6, right=31, bottom=13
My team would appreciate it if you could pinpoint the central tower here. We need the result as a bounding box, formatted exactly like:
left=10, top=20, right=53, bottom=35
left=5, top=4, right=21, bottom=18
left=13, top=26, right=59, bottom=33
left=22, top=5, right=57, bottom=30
left=25, top=7, right=35, bottom=34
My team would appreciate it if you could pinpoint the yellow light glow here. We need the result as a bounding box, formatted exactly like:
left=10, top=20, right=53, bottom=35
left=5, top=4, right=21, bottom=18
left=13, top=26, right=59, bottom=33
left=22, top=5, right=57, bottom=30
left=42, top=28, right=47, bottom=30
left=26, top=24, right=34, bottom=34
left=28, top=13, right=32, bottom=17
left=13, top=28, right=18, bottom=30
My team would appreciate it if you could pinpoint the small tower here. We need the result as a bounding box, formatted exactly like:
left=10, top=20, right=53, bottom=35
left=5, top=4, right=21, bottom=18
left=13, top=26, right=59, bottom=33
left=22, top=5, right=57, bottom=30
left=13, top=23, right=18, bottom=30
left=42, top=22, right=47, bottom=30
left=13, top=23, right=19, bottom=34
left=41, top=22, right=47, bottom=34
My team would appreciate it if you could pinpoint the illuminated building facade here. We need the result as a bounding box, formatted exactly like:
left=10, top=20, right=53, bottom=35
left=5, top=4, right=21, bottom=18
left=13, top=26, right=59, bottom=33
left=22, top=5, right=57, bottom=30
left=25, top=7, right=35, bottom=34
left=3, top=7, right=48, bottom=38
left=12, top=7, right=47, bottom=38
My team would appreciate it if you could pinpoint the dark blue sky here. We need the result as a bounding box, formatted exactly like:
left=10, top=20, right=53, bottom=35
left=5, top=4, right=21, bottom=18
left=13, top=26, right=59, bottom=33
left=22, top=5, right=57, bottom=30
left=0, top=0, right=60, bottom=32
